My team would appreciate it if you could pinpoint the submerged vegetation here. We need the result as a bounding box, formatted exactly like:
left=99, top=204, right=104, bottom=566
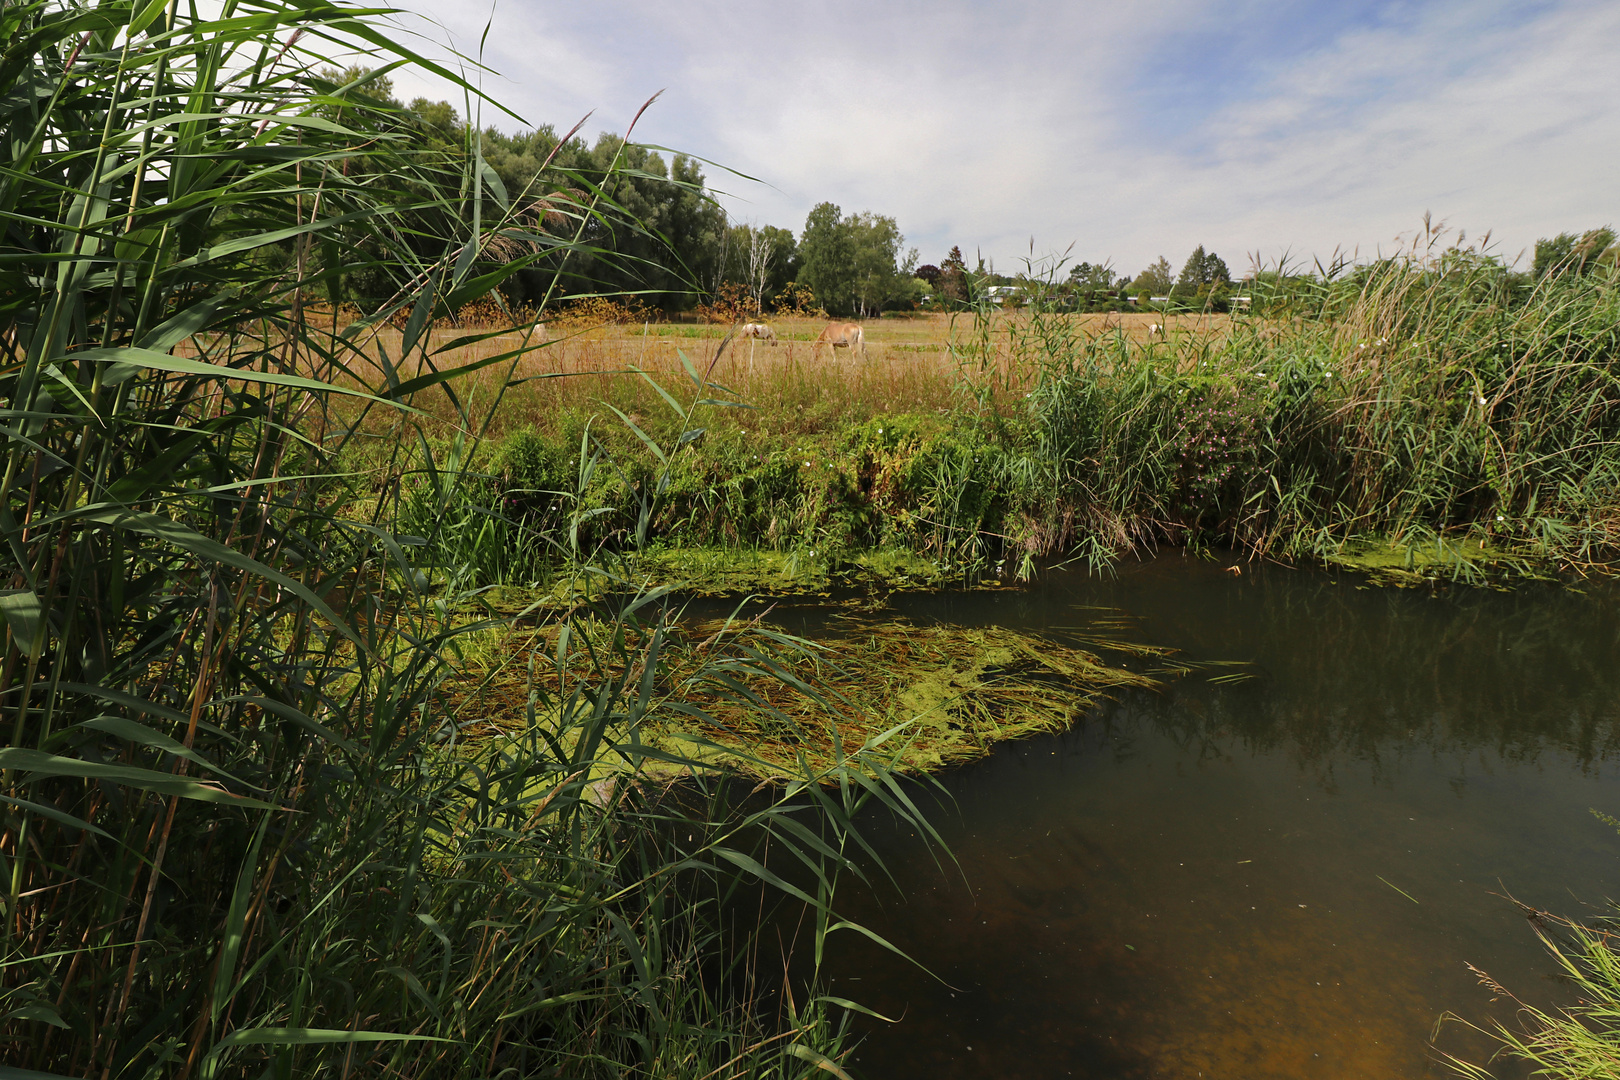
left=443, top=610, right=1168, bottom=780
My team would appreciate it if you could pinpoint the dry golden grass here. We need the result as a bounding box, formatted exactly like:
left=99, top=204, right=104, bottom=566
left=327, top=310, right=1233, bottom=440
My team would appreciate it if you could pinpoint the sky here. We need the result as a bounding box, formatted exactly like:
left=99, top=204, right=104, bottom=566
left=369, top=0, right=1620, bottom=280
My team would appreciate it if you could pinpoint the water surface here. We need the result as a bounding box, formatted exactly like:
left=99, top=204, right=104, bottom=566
left=824, top=555, right=1620, bottom=1079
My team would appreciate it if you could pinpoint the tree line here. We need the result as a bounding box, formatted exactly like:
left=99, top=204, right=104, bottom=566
left=306, top=74, right=925, bottom=317
left=910, top=245, right=1237, bottom=313
left=310, top=76, right=1616, bottom=320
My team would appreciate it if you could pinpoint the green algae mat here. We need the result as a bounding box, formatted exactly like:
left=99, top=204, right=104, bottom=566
left=453, top=547, right=1006, bottom=620
left=635, top=545, right=979, bottom=596
left=657, top=614, right=1164, bottom=776
left=439, top=607, right=1167, bottom=781
left=1323, top=535, right=1549, bottom=588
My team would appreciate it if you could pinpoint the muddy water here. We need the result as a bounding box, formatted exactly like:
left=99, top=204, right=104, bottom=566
left=823, top=555, right=1620, bottom=1079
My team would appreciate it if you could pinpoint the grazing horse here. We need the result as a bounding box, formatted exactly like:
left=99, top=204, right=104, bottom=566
left=813, top=321, right=865, bottom=359
left=740, top=322, right=777, bottom=342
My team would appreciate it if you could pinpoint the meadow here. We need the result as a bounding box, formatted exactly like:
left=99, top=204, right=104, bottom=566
left=338, top=311, right=1223, bottom=437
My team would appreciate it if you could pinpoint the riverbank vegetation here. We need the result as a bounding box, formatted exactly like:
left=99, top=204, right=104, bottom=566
left=372, top=231, right=1620, bottom=592
left=1444, top=896, right=1620, bottom=1080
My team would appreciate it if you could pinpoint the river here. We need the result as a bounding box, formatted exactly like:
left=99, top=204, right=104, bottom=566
left=815, top=553, right=1620, bottom=1079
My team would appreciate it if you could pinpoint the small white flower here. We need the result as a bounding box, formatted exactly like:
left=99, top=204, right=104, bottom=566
left=1477, top=396, right=1487, bottom=406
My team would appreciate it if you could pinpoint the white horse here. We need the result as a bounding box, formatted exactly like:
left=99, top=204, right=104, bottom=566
left=813, top=321, right=865, bottom=359
left=740, top=322, right=777, bottom=342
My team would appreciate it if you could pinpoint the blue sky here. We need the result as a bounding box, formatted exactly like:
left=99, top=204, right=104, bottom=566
left=377, top=0, right=1619, bottom=279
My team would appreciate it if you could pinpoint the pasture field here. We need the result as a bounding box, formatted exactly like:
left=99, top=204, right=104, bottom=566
left=337, top=310, right=1234, bottom=439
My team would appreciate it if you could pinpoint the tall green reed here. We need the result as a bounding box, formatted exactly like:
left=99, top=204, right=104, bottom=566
left=1003, top=233, right=1620, bottom=574
left=0, top=3, right=932, bottom=1076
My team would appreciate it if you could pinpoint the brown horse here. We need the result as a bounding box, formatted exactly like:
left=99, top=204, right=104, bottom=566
left=813, top=321, right=865, bottom=359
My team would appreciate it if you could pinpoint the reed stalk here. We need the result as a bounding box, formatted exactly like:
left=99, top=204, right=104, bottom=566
left=0, top=3, right=928, bottom=1076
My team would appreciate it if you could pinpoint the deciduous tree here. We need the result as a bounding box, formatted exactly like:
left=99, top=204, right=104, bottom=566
left=798, top=204, right=916, bottom=316
left=1067, top=261, right=1121, bottom=294
left=724, top=223, right=799, bottom=309
left=1131, top=256, right=1174, bottom=297
left=480, top=128, right=729, bottom=310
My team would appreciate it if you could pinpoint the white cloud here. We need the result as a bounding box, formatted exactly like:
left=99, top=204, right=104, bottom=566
left=1131, top=0, right=1620, bottom=271
left=374, top=0, right=1620, bottom=275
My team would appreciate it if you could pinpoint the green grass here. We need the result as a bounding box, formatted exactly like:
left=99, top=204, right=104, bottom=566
left=1441, top=885, right=1620, bottom=1079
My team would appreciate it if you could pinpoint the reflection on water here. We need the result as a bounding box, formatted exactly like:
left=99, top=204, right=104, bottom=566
left=825, top=556, right=1620, bottom=1079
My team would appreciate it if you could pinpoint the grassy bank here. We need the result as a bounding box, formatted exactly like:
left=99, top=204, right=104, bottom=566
left=374, top=247, right=1620, bottom=592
